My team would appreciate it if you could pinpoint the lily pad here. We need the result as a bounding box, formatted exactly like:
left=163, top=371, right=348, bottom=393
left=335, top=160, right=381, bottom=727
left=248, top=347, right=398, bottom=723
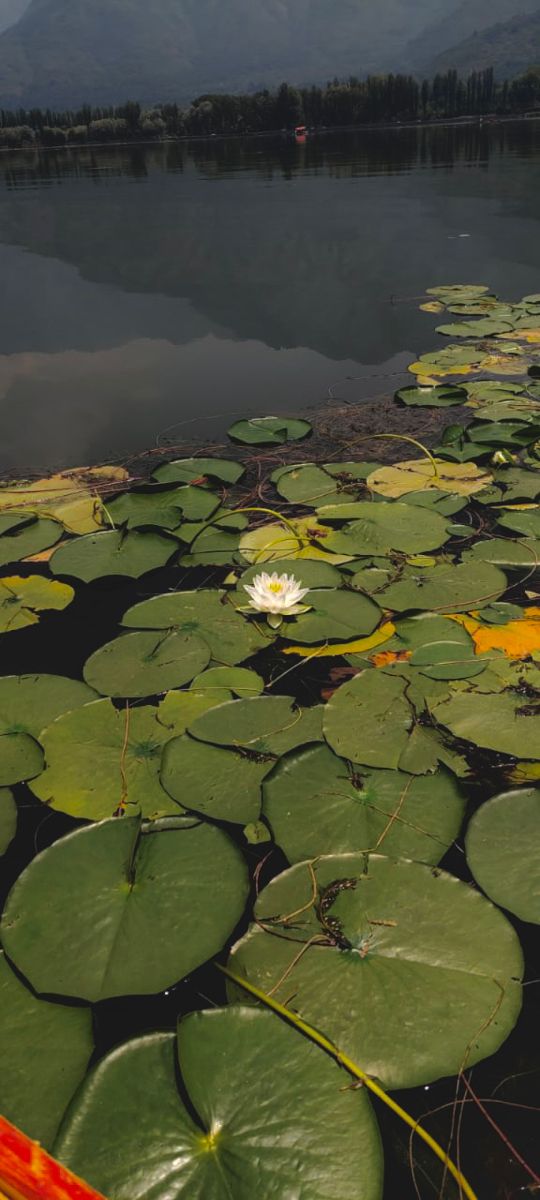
left=122, top=589, right=271, bottom=665
left=239, top=557, right=342, bottom=591
left=0, top=673, right=97, bottom=786
left=106, top=485, right=220, bottom=529
left=433, top=690, right=540, bottom=760
left=0, top=787, right=16, bottom=854
left=378, top=561, right=507, bottom=613
left=239, top=517, right=353, bottom=564
left=410, top=640, right=486, bottom=680
left=29, top=699, right=183, bottom=821
left=229, top=852, right=523, bottom=1089
left=189, top=666, right=265, bottom=699
left=1, top=816, right=249, bottom=1002
left=228, top=416, right=312, bottom=445
left=263, top=744, right=465, bottom=866
left=323, top=671, right=412, bottom=768
left=437, top=319, right=514, bottom=337
left=319, top=502, right=450, bottom=556
left=395, top=385, right=467, bottom=407
left=279, top=588, right=382, bottom=644
left=179, top=524, right=243, bottom=567
left=54, top=1010, right=383, bottom=1200
left=83, top=630, right=210, bottom=698
left=367, top=459, right=492, bottom=499
left=0, top=951, right=93, bottom=1148
left=156, top=683, right=235, bottom=736
left=51, top=529, right=177, bottom=581
left=466, top=788, right=540, bottom=924
left=463, top=538, right=540, bottom=569
left=496, top=509, right=540, bottom=539
left=0, top=516, right=62, bottom=567
left=0, top=575, right=74, bottom=633
left=0, top=466, right=128, bottom=534
left=152, top=457, right=245, bottom=485
left=189, top=695, right=305, bottom=752
left=272, top=464, right=352, bottom=506
left=161, top=734, right=270, bottom=824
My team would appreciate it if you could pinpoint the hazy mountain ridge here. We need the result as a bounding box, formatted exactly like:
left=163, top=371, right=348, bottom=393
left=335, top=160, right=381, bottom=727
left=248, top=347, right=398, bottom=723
left=406, top=0, right=540, bottom=71
left=0, top=0, right=538, bottom=111
left=429, top=10, right=540, bottom=79
left=0, top=0, right=464, bottom=109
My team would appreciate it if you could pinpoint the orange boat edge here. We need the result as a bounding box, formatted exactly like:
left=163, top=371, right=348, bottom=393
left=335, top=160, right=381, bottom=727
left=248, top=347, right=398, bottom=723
left=0, top=1118, right=106, bottom=1200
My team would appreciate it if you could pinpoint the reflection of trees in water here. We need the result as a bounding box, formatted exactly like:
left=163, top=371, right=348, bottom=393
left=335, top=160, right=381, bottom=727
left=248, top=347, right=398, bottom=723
left=0, top=123, right=539, bottom=361
left=3, top=123, right=540, bottom=187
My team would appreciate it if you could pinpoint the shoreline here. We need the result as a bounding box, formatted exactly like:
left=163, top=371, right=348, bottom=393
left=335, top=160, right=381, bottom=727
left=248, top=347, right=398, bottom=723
left=1, top=109, right=539, bottom=156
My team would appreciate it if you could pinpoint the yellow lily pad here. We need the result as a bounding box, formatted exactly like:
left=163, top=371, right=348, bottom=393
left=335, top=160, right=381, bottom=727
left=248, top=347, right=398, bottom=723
left=281, top=621, right=395, bottom=658
left=0, top=575, right=75, bottom=633
left=0, top=467, right=129, bottom=534
left=367, top=459, right=492, bottom=499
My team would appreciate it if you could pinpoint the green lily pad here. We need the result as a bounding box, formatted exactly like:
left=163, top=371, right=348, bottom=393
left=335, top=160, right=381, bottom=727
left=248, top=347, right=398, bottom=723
left=54, top=1011, right=383, bottom=1200
left=106, top=485, right=220, bottom=529
left=323, top=671, right=412, bottom=768
left=83, top=630, right=210, bottom=698
left=29, top=699, right=183, bottom=821
left=229, top=852, right=523, bottom=1090
left=324, top=461, right=380, bottom=479
left=433, top=689, right=540, bottom=760
left=279, top=589, right=382, bottom=644
left=239, top=558, right=342, bottom=591
left=0, top=732, right=43, bottom=786
left=1, top=816, right=249, bottom=1002
left=161, top=734, right=270, bottom=824
left=463, top=538, right=540, bottom=569
left=466, top=788, right=540, bottom=924
left=51, top=529, right=177, bottom=581
left=272, top=464, right=351, bottom=506
left=496, top=509, right=540, bottom=539
left=152, top=457, right=245, bottom=485
left=189, top=695, right=304, bottom=752
left=0, top=951, right=93, bottom=1148
left=0, top=575, right=74, bottom=633
left=228, top=416, right=312, bottom=445
left=319, top=502, right=450, bottom=557
left=179, top=524, right=243, bottom=567
left=0, top=787, right=16, bottom=854
left=0, top=673, right=97, bottom=786
left=190, top=666, right=264, bottom=699
left=410, top=640, right=486, bottom=680
left=0, top=516, right=62, bottom=567
left=157, top=684, right=235, bottom=736
left=263, top=744, right=465, bottom=866
left=378, top=561, right=507, bottom=613
left=122, top=589, right=271, bottom=665
left=400, top=490, right=467, bottom=516
left=437, top=319, right=514, bottom=337
left=427, top=285, right=491, bottom=299
left=395, top=384, right=467, bottom=407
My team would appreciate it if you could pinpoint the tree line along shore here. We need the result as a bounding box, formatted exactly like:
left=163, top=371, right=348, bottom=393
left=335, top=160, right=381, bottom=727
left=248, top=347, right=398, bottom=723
left=0, top=66, right=539, bottom=149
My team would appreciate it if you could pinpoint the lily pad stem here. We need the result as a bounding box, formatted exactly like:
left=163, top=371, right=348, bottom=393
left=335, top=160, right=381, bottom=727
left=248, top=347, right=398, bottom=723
left=219, top=962, right=478, bottom=1200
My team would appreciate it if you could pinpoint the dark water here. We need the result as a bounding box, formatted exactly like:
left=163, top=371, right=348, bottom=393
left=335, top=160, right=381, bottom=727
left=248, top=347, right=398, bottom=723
left=1, top=120, right=540, bottom=473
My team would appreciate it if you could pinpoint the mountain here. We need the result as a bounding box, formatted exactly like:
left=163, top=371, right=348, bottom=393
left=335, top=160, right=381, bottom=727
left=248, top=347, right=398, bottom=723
left=0, top=0, right=461, bottom=110
left=0, top=0, right=28, bottom=34
left=406, top=0, right=540, bottom=72
left=428, top=10, right=540, bottom=78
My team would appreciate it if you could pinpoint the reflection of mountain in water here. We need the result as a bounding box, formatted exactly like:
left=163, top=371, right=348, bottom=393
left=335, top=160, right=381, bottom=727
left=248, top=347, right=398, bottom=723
left=1, top=124, right=540, bottom=365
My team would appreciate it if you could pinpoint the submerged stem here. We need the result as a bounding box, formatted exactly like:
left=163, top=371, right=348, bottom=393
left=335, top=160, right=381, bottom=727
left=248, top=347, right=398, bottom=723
left=219, top=962, right=478, bottom=1200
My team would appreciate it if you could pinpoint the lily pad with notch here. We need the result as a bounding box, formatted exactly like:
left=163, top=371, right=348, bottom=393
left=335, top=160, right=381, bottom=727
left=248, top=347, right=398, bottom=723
left=1, top=816, right=249, bottom=1002
left=228, top=852, right=523, bottom=1090
left=83, top=630, right=210, bottom=698
left=51, top=529, right=177, bottom=581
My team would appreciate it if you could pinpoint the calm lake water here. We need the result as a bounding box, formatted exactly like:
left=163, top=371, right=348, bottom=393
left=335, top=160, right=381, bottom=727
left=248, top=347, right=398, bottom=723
left=1, top=120, right=540, bottom=473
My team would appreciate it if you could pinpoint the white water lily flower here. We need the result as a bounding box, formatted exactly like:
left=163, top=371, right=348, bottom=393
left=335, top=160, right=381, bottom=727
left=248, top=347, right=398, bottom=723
left=243, top=571, right=310, bottom=627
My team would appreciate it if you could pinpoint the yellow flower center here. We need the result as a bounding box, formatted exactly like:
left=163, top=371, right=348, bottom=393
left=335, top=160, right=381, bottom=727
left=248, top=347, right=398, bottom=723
left=268, top=582, right=284, bottom=593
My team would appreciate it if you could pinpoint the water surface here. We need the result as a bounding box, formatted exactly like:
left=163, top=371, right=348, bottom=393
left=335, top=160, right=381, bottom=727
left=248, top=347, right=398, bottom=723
left=1, top=121, right=540, bottom=471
